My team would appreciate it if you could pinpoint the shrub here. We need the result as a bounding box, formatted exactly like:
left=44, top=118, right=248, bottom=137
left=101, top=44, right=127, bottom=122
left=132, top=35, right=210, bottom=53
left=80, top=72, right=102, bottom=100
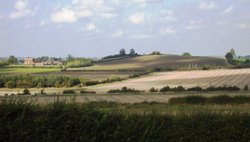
left=187, top=86, right=203, bottom=92
left=85, top=80, right=100, bottom=86
left=160, top=86, right=171, bottom=92
left=149, top=87, right=158, bottom=92
left=62, top=90, right=76, bottom=94
left=5, top=81, right=16, bottom=88
left=108, top=87, right=143, bottom=93
left=169, top=96, right=206, bottom=105
left=80, top=90, right=96, bottom=94
left=244, top=85, right=248, bottom=91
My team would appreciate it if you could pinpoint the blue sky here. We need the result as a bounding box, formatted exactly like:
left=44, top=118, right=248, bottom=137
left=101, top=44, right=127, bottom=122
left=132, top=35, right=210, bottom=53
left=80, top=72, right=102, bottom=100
left=0, top=0, right=250, bottom=57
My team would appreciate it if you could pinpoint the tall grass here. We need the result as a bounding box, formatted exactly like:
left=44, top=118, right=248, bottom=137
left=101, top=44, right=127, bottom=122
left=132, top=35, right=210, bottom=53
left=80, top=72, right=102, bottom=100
left=1, top=99, right=250, bottom=141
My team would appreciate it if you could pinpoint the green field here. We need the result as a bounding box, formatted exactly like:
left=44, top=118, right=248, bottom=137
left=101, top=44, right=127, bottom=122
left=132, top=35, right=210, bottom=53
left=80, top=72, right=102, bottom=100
left=72, top=55, right=228, bottom=70
left=0, top=67, right=61, bottom=74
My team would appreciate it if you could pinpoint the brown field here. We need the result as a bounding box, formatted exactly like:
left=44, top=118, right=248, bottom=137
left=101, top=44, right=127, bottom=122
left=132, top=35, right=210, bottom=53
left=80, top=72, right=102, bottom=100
left=88, top=69, right=250, bottom=93
left=77, top=55, right=228, bottom=70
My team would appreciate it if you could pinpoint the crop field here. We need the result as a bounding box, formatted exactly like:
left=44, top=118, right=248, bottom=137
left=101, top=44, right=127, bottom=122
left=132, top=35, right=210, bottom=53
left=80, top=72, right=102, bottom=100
left=0, top=67, right=61, bottom=74
left=89, top=68, right=250, bottom=93
left=33, top=70, right=143, bottom=80
left=76, top=55, right=228, bottom=70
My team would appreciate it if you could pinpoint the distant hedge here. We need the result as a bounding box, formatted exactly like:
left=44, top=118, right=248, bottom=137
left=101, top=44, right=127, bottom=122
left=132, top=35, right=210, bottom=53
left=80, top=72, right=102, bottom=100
left=1, top=100, right=250, bottom=142
left=169, top=95, right=250, bottom=105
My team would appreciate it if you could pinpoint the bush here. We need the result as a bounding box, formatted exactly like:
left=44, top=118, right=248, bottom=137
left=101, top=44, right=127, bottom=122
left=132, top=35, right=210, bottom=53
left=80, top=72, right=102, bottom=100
left=23, top=88, right=31, bottom=95
left=108, top=87, right=143, bottom=93
left=169, top=96, right=206, bottom=105
left=149, top=87, right=158, bottom=92
left=62, top=90, right=76, bottom=94
left=80, top=90, right=96, bottom=94
left=2, top=101, right=250, bottom=141
left=244, top=85, right=248, bottom=91
left=187, top=86, right=203, bottom=92
left=169, top=95, right=250, bottom=105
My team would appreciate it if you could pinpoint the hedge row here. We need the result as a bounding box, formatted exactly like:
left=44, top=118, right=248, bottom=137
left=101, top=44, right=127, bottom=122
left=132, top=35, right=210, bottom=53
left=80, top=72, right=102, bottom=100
left=0, top=100, right=250, bottom=142
left=169, top=95, right=250, bottom=105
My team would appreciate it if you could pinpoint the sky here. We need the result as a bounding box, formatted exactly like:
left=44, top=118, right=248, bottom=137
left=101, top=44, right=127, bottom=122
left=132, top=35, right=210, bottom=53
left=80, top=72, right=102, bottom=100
left=0, top=0, right=250, bottom=57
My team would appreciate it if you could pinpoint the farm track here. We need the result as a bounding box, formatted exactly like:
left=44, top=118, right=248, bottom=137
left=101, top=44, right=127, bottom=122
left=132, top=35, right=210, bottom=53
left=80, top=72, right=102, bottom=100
left=88, top=69, right=250, bottom=93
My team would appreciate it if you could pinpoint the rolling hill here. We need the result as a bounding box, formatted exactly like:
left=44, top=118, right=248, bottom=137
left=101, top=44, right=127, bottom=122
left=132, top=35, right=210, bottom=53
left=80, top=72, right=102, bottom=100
left=76, top=54, right=228, bottom=70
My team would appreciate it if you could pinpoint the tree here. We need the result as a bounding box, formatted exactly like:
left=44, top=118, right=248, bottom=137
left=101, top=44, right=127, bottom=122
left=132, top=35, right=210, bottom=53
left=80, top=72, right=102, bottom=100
left=23, top=88, right=31, bottom=95
left=129, top=49, right=135, bottom=55
left=8, top=55, right=18, bottom=64
left=225, top=52, right=234, bottom=64
left=119, top=49, right=126, bottom=56
left=182, top=52, right=191, bottom=57
left=150, top=51, right=161, bottom=55
left=230, top=48, right=236, bottom=56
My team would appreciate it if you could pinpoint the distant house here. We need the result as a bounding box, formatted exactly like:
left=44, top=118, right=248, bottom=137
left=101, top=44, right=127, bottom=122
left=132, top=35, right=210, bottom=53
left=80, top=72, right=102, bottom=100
left=24, top=57, right=35, bottom=65
left=42, top=59, right=63, bottom=66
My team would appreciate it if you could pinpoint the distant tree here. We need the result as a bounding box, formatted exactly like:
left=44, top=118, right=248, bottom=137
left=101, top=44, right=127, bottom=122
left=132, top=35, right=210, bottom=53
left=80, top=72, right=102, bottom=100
left=182, top=52, right=192, bottom=57
left=150, top=51, right=161, bottom=55
left=230, top=48, right=236, bottom=56
left=245, top=59, right=250, bottom=64
left=225, top=52, right=234, bottom=64
left=8, top=55, right=18, bottom=64
left=129, top=49, right=135, bottom=55
left=67, top=54, right=74, bottom=61
left=119, top=49, right=126, bottom=56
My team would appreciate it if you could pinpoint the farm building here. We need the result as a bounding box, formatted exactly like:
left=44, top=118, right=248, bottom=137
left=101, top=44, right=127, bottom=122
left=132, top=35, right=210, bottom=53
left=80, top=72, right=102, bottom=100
left=24, top=57, right=35, bottom=65
left=42, top=59, right=63, bottom=65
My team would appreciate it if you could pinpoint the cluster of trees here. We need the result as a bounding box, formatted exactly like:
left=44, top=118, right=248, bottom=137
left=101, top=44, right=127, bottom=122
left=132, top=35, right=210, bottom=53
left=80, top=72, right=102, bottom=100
left=149, top=51, right=161, bottom=55
left=108, top=87, right=143, bottom=93
left=64, top=54, right=93, bottom=68
left=225, top=49, right=250, bottom=66
left=0, top=75, right=82, bottom=88
left=150, top=85, right=244, bottom=93
left=102, top=49, right=138, bottom=60
left=0, top=56, right=18, bottom=66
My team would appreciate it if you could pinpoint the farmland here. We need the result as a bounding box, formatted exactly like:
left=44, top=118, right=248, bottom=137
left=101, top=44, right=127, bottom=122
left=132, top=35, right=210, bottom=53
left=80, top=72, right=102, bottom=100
left=0, top=67, right=61, bottom=74
left=33, top=70, right=144, bottom=80
left=74, top=54, right=228, bottom=70
left=89, top=68, right=250, bottom=93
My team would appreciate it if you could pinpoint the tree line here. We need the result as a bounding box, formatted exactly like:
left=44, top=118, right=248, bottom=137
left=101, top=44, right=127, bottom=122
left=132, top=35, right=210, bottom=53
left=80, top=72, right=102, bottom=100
left=0, top=75, right=82, bottom=88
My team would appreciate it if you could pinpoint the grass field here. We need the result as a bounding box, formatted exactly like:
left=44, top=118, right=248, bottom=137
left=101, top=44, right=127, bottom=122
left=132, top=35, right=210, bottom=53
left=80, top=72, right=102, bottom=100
left=74, top=55, right=228, bottom=70
left=0, top=67, right=61, bottom=74
left=88, top=68, right=250, bottom=93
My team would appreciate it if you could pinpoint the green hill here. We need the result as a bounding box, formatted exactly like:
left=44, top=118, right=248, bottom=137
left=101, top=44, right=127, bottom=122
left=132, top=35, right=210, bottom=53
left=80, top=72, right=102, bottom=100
left=77, top=54, right=228, bottom=70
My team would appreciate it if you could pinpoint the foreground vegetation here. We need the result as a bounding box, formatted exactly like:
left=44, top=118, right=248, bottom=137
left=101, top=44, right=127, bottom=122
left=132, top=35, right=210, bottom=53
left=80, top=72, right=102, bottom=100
left=0, top=99, right=250, bottom=142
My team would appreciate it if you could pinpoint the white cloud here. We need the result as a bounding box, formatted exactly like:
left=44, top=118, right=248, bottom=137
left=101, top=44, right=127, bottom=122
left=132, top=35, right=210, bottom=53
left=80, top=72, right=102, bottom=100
left=51, top=8, right=77, bottom=23
left=223, top=6, right=234, bottom=14
left=51, top=0, right=116, bottom=23
left=129, top=12, right=145, bottom=24
left=9, top=0, right=36, bottom=19
left=161, top=10, right=177, bottom=22
left=111, top=29, right=124, bottom=37
left=199, top=1, right=217, bottom=10
left=39, top=20, right=47, bottom=26
left=76, top=10, right=93, bottom=18
left=186, top=19, right=205, bottom=30
left=159, top=26, right=176, bottom=35
left=85, top=23, right=96, bottom=31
